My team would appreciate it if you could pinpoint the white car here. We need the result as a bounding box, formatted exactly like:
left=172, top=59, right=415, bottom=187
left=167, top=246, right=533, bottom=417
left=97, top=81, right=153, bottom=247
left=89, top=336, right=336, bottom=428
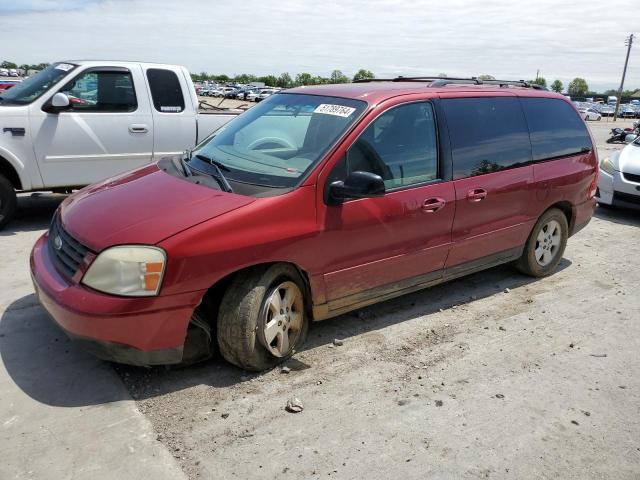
left=596, top=136, right=640, bottom=210
left=246, top=90, right=260, bottom=101
left=255, top=89, right=278, bottom=102
left=580, top=108, right=601, bottom=121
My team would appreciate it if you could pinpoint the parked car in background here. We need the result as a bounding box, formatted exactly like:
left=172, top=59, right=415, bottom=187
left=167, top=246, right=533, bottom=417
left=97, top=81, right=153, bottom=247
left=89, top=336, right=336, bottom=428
left=246, top=90, right=261, bottom=101
left=235, top=88, right=254, bottom=101
left=221, top=87, right=238, bottom=98
left=0, top=79, right=20, bottom=92
left=597, top=134, right=640, bottom=210
left=0, top=60, right=241, bottom=229
left=30, top=79, right=597, bottom=371
left=255, top=88, right=277, bottom=102
left=579, top=107, right=602, bottom=121
left=0, top=68, right=9, bottom=77
left=9, top=69, right=19, bottom=77
left=620, top=105, right=637, bottom=118
left=600, top=105, right=615, bottom=116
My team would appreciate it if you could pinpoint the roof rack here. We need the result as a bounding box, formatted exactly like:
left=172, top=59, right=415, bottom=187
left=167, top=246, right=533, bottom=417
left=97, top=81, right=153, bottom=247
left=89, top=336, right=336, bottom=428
left=354, top=76, right=547, bottom=90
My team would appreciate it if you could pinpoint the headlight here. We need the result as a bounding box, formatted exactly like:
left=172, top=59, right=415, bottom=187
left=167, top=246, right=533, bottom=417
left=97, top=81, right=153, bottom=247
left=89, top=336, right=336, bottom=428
left=599, top=157, right=616, bottom=175
left=82, top=246, right=166, bottom=296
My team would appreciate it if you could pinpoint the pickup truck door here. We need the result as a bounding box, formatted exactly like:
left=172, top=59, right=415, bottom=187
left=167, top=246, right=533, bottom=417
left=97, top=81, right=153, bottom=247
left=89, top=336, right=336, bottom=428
left=143, top=66, right=197, bottom=158
left=29, top=65, right=154, bottom=187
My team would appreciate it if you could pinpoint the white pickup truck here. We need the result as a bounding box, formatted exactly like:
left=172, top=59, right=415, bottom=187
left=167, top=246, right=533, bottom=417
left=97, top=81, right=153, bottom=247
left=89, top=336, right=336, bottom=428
left=0, top=60, right=241, bottom=228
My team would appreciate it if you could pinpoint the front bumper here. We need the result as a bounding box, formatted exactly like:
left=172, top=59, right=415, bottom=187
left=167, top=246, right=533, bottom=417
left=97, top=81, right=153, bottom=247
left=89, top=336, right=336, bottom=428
left=30, top=234, right=205, bottom=366
left=596, top=168, right=640, bottom=210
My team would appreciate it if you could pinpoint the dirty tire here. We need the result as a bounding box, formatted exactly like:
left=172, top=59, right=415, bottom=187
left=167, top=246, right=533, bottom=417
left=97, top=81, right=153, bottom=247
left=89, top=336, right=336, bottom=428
left=217, top=264, right=308, bottom=371
left=516, top=208, right=568, bottom=277
left=0, top=174, right=17, bottom=230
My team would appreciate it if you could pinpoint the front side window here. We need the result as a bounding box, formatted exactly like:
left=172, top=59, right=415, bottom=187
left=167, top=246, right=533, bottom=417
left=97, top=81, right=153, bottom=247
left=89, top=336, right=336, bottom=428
left=520, top=98, right=592, bottom=161
left=442, top=97, right=532, bottom=179
left=0, top=62, right=77, bottom=105
left=343, top=101, right=439, bottom=189
left=146, top=68, right=185, bottom=113
left=190, top=93, right=367, bottom=188
left=59, top=70, right=137, bottom=112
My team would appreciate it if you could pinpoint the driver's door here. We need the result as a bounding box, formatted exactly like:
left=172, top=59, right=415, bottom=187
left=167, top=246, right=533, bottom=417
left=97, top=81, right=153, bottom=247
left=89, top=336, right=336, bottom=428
left=316, top=101, right=455, bottom=307
left=29, top=65, right=153, bottom=187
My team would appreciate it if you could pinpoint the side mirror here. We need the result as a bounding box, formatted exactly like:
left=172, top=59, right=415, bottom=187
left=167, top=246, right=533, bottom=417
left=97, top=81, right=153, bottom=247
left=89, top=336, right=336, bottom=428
left=48, top=92, right=71, bottom=112
left=329, top=171, right=385, bottom=203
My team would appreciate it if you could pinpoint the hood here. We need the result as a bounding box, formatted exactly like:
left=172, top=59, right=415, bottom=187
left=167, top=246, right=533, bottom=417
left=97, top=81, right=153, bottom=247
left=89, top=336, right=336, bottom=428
left=60, top=163, right=255, bottom=252
left=617, top=142, right=640, bottom=176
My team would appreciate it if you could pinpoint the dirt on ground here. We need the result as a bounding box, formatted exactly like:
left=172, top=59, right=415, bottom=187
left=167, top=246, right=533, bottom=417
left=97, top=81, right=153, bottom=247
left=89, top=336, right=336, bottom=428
left=109, top=120, right=640, bottom=479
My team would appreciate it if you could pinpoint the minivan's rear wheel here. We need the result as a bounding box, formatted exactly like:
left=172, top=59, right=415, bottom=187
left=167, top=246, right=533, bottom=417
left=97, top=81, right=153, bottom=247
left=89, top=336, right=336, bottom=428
left=516, top=208, right=568, bottom=277
left=0, top=174, right=17, bottom=230
left=217, top=264, right=308, bottom=371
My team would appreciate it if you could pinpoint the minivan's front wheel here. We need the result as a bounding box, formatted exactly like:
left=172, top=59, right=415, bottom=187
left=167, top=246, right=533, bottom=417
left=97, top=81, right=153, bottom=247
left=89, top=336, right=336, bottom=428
left=516, top=208, right=568, bottom=277
left=0, top=174, right=17, bottom=230
left=217, top=264, right=308, bottom=371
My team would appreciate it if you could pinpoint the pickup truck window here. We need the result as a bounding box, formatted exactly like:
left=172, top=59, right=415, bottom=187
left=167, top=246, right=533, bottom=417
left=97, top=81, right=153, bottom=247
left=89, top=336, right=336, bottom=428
left=146, top=68, right=185, bottom=113
left=59, top=70, right=137, bottom=112
left=0, top=62, right=77, bottom=105
left=190, top=93, right=367, bottom=188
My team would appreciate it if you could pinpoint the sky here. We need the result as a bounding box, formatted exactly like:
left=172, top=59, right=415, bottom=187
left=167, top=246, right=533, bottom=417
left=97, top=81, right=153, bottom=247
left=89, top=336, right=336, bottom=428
left=0, top=0, right=637, bottom=92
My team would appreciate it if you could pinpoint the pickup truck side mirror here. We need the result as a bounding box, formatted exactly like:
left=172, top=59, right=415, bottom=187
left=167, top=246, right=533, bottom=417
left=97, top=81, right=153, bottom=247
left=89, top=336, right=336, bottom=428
left=328, top=171, right=385, bottom=203
left=46, top=92, right=71, bottom=113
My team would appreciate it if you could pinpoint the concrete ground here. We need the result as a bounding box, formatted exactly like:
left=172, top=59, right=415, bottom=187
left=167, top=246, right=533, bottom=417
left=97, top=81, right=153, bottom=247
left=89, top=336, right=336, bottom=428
left=0, top=119, right=639, bottom=479
left=0, top=197, right=186, bottom=480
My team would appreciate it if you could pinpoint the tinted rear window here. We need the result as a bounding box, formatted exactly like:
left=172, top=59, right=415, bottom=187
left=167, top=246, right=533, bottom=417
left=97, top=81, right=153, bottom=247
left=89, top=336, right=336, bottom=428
left=520, top=98, right=592, bottom=161
left=146, top=68, right=185, bottom=113
left=442, top=97, right=532, bottom=179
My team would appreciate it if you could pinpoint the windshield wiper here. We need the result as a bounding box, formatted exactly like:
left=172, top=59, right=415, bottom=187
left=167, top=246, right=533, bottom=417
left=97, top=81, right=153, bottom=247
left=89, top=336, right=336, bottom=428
left=193, top=154, right=233, bottom=193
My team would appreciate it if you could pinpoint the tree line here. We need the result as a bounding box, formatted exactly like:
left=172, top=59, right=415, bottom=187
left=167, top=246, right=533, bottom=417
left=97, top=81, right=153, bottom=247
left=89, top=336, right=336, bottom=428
left=194, top=70, right=638, bottom=97
left=3, top=60, right=637, bottom=98
left=191, top=69, right=376, bottom=88
left=1, top=60, right=49, bottom=71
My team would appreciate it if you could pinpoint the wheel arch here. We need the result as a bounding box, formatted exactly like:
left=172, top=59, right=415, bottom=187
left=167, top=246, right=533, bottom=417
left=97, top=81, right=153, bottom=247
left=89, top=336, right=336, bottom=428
left=545, top=201, right=575, bottom=234
left=197, top=260, right=314, bottom=327
left=0, top=153, right=24, bottom=190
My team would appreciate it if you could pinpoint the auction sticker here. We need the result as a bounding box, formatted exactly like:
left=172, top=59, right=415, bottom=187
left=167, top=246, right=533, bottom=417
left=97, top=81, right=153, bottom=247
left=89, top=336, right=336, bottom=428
left=55, top=63, right=75, bottom=71
left=314, top=104, right=356, bottom=117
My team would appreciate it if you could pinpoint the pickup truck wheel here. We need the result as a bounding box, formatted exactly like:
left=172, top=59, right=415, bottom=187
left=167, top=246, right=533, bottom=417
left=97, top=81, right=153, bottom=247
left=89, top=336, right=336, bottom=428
left=516, top=208, right=568, bottom=277
left=0, top=174, right=17, bottom=230
left=217, top=264, right=308, bottom=371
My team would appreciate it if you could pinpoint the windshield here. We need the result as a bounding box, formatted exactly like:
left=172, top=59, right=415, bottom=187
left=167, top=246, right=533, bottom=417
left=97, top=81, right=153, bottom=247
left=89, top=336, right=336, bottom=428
left=191, top=93, right=367, bottom=188
left=0, top=62, right=77, bottom=105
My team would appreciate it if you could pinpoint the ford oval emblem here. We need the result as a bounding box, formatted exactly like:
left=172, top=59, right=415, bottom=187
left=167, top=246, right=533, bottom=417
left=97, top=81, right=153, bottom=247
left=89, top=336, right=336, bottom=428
left=53, top=235, right=63, bottom=251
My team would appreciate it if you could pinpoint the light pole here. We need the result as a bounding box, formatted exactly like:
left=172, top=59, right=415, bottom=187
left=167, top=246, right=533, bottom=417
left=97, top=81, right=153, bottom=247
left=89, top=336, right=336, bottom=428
left=613, top=33, right=634, bottom=122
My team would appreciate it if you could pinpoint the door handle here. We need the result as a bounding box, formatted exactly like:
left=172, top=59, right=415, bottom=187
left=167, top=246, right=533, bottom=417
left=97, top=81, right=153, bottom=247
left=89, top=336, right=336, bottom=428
left=129, top=124, right=148, bottom=133
left=422, top=197, right=446, bottom=212
left=467, top=188, right=488, bottom=202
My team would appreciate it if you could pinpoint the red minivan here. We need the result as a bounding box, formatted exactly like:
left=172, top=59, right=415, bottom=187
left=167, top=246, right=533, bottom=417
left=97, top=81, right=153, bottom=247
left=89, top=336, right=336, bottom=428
left=31, top=77, right=598, bottom=371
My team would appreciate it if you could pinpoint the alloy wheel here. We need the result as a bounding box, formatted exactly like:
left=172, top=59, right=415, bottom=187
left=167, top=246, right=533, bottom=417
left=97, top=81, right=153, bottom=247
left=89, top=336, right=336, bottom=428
left=535, top=219, right=562, bottom=267
left=258, top=281, right=304, bottom=357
